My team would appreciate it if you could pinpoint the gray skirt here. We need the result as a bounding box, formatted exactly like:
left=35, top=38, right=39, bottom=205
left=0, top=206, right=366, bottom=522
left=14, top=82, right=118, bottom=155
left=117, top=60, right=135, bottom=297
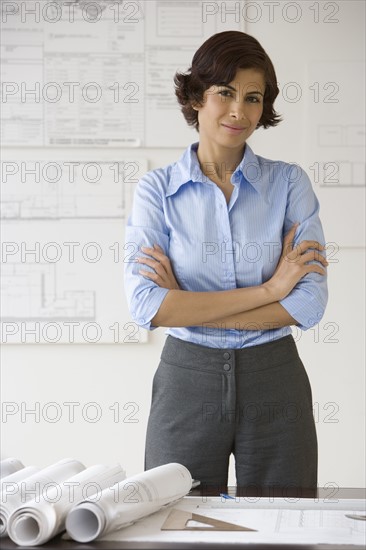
left=144, top=334, right=317, bottom=490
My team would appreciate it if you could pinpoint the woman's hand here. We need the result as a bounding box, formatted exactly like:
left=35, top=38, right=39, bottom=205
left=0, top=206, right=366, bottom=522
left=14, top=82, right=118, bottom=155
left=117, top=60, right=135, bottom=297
left=265, top=223, right=329, bottom=301
left=136, top=244, right=181, bottom=290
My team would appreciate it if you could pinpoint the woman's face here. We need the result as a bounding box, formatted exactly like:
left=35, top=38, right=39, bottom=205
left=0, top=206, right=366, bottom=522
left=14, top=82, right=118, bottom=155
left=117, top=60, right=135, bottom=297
left=194, top=68, right=265, bottom=149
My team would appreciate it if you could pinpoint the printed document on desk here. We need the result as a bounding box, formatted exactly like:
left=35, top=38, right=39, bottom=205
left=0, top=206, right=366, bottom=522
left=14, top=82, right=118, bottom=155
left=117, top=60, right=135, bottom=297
left=89, top=496, right=366, bottom=546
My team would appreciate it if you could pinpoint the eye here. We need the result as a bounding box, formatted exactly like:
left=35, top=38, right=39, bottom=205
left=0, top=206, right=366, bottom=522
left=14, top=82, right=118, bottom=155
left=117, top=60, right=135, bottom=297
left=246, top=96, right=261, bottom=103
left=218, top=90, right=232, bottom=97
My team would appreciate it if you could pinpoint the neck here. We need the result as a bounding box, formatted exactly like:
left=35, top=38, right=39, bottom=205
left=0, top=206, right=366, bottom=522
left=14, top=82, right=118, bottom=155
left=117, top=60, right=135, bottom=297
left=195, top=140, right=246, bottom=183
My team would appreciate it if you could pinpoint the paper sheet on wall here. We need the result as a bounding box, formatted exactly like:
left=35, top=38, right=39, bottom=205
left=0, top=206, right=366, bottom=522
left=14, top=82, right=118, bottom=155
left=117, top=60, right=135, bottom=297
left=1, top=1, right=243, bottom=148
left=1, top=156, right=148, bottom=343
left=305, top=60, right=365, bottom=248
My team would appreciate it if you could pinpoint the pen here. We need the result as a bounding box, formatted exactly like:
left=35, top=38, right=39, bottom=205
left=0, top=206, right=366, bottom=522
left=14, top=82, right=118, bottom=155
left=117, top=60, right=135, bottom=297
left=220, top=493, right=235, bottom=500
left=345, top=514, right=366, bottom=521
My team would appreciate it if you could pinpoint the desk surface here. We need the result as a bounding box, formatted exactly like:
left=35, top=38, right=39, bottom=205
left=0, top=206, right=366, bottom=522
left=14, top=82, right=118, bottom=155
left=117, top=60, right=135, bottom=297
left=1, top=487, right=365, bottom=550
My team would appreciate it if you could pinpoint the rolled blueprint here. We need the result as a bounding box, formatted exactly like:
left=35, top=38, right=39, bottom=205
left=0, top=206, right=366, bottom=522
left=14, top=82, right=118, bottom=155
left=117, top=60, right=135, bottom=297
left=0, top=458, right=24, bottom=479
left=66, top=463, right=192, bottom=543
left=0, top=458, right=84, bottom=538
left=0, top=466, right=39, bottom=536
left=7, top=464, right=126, bottom=546
left=0, top=466, right=39, bottom=493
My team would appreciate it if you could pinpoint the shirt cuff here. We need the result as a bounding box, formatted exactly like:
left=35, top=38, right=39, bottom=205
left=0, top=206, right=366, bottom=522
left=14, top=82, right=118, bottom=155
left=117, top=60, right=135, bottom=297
left=279, top=290, right=324, bottom=331
left=130, top=287, right=171, bottom=331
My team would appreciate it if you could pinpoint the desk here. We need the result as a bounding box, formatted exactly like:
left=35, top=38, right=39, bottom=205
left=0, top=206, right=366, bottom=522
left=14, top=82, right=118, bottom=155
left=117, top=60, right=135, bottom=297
left=1, top=487, right=365, bottom=550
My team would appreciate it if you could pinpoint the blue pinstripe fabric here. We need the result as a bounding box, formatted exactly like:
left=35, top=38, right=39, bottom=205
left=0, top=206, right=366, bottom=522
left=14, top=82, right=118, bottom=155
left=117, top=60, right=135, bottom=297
left=124, top=141, right=328, bottom=348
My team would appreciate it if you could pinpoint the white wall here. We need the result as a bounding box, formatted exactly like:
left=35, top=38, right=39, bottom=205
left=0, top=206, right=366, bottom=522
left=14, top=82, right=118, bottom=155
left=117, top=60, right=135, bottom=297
left=1, top=0, right=365, bottom=488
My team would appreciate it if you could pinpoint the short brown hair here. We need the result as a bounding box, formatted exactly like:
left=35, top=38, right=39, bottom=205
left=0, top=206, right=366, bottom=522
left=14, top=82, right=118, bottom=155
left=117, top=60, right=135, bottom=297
left=174, top=31, right=282, bottom=132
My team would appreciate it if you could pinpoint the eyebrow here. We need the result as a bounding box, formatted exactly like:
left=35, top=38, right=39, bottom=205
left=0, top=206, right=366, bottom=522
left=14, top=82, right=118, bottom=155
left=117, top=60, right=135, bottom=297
left=218, top=83, right=264, bottom=96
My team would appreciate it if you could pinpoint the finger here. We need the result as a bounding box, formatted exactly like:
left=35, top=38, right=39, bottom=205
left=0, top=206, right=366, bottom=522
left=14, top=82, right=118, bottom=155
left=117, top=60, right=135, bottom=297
left=138, top=258, right=168, bottom=278
left=281, top=224, right=299, bottom=254
left=138, top=256, right=173, bottom=279
left=139, top=269, right=160, bottom=283
left=136, top=257, right=158, bottom=272
left=140, top=247, right=167, bottom=262
left=136, top=256, right=156, bottom=266
left=290, top=250, right=329, bottom=266
left=142, top=244, right=165, bottom=254
left=283, top=223, right=299, bottom=240
left=296, top=240, right=326, bottom=253
left=287, top=222, right=299, bottom=234
left=302, top=264, right=327, bottom=276
left=136, top=256, right=162, bottom=268
left=299, top=251, right=329, bottom=265
left=141, top=247, right=174, bottom=273
left=286, top=250, right=328, bottom=264
left=138, top=264, right=167, bottom=280
left=140, top=246, right=159, bottom=255
left=288, top=240, right=325, bottom=259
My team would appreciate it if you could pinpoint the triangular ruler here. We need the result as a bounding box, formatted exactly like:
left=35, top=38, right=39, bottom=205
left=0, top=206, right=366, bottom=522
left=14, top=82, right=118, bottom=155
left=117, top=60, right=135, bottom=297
left=161, top=508, right=256, bottom=531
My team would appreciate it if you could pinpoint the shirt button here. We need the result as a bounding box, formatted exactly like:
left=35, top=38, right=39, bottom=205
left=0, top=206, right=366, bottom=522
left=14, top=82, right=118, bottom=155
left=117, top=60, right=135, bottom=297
left=223, top=363, right=231, bottom=371
left=140, top=318, right=145, bottom=324
left=223, top=352, right=231, bottom=360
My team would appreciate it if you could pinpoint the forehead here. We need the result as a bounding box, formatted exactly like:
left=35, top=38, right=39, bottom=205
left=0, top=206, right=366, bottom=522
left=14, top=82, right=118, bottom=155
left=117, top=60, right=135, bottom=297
left=230, top=68, right=265, bottom=86
left=204, top=68, right=266, bottom=95
left=203, top=68, right=266, bottom=97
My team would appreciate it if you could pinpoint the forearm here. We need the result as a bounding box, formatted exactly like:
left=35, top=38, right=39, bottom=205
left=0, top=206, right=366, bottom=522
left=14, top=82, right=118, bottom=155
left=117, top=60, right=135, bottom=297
left=196, top=302, right=298, bottom=330
left=151, top=285, right=277, bottom=328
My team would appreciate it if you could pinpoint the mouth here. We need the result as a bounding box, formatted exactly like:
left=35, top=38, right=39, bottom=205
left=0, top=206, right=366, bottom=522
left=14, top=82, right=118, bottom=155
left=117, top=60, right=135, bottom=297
left=221, top=124, right=246, bottom=134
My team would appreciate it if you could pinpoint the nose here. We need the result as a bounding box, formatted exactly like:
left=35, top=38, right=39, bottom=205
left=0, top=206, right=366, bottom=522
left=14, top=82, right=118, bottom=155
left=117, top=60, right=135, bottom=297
left=230, top=100, right=248, bottom=121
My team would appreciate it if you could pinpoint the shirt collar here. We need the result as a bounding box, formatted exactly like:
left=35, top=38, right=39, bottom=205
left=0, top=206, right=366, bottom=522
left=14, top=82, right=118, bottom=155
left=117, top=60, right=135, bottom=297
left=166, top=141, right=267, bottom=199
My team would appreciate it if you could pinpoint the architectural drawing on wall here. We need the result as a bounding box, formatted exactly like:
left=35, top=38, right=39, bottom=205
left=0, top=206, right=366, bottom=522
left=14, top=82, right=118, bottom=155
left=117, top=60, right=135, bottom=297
left=318, top=125, right=365, bottom=149
left=306, top=60, right=365, bottom=247
left=2, top=263, right=94, bottom=320
left=1, top=160, right=141, bottom=220
left=307, top=60, right=365, bottom=187
left=314, top=160, right=365, bottom=188
left=1, top=258, right=145, bottom=345
left=1, top=0, right=243, bottom=148
left=1, top=158, right=148, bottom=344
left=1, top=3, right=145, bottom=147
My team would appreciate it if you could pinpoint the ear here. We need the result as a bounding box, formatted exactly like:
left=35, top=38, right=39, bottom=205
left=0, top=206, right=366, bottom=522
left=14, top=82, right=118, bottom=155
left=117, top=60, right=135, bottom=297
left=191, top=101, right=201, bottom=111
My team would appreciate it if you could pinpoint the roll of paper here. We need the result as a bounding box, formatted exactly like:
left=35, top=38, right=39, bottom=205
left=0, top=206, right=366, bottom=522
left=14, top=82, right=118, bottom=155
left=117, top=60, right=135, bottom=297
left=0, top=458, right=84, bottom=538
left=66, top=463, right=192, bottom=543
left=0, top=467, right=39, bottom=537
left=7, top=463, right=126, bottom=546
left=0, top=458, right=24, bottom=479
left=0, top=466, right=39, bottom=494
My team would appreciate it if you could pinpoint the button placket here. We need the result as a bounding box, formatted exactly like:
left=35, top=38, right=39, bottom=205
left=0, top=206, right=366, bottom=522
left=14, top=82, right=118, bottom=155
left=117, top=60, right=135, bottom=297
left=223, top=351, right=231, bottom=371
left=221, top=350, right=235, bottom=423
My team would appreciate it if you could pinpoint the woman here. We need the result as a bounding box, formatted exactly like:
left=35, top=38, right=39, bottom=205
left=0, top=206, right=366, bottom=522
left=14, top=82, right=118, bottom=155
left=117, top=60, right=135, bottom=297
left=124, top=31, right=328, bottom=490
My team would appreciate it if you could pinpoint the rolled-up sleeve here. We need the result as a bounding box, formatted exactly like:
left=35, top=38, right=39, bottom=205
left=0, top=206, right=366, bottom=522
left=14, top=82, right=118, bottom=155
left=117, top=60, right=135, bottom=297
left=279, top=165, right=328, bottom=330
left=124, top=175, right=171, bottom=331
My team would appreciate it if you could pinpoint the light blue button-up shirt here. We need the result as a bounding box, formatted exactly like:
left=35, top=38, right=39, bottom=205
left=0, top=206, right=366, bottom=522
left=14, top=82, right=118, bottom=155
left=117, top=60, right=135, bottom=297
left=124, top=141, right=328, bottom=348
